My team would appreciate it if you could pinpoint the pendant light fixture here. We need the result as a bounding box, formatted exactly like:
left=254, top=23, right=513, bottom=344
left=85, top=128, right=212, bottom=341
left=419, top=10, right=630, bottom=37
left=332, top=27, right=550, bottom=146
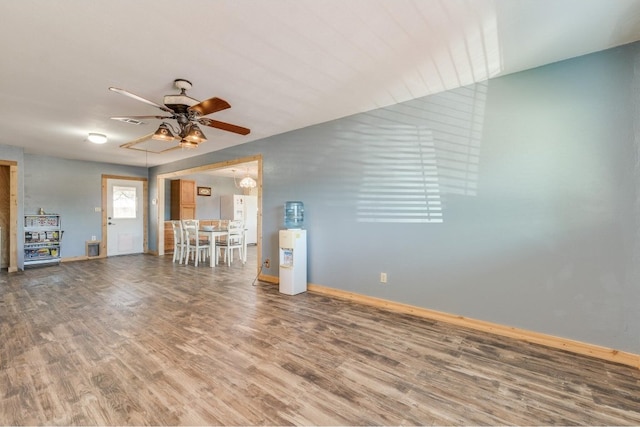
left=239, top=169, right=257, bottom=189
left=233, top=168, right=257, bottom=189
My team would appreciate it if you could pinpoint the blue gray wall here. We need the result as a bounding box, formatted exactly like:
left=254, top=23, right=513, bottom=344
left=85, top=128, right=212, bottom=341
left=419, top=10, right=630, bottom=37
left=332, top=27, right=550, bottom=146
left=23, top=155, right=146, bottom=263
left=148, top=42, right=639, bottom=354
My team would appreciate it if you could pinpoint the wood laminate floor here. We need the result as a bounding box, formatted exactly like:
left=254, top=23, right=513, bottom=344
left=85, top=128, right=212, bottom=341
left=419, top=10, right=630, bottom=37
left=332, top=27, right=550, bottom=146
left=1, top=248, right=639, bottom=425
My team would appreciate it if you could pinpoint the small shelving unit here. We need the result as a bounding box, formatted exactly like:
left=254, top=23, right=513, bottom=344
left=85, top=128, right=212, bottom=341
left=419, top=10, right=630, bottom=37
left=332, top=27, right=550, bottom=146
left=24, top=214, right=62, bottom=267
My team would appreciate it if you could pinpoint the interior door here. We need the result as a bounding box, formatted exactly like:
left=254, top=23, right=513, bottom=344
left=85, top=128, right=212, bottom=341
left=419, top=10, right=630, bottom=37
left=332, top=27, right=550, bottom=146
left=107, top=178, right=144, bottom=256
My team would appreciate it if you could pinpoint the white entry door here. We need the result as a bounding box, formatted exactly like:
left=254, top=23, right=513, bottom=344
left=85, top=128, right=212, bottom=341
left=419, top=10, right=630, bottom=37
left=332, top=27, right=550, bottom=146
left=107, top=178, right=144, bottom=256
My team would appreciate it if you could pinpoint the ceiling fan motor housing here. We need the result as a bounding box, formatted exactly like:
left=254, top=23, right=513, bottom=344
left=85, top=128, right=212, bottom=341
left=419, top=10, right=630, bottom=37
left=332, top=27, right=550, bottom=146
left=164, top=79, right=197, bottom=114
left=174, top=79, right=192, bottom=91
left=164, top=94, right=198, bottom=114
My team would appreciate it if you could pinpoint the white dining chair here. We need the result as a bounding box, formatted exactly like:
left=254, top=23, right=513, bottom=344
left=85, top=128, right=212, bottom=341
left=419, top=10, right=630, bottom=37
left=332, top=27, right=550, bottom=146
left=216, top=220, right=244, bottom=266
left=170, top=220, right=186, bottom=263
left=181, top=219, right=210, bottom=267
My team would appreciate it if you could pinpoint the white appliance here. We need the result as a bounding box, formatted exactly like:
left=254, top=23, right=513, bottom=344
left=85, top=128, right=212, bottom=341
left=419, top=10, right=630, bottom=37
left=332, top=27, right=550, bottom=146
left=279, top=229, right=307, bottom=295
left=220, top=194, right=257, bottom=245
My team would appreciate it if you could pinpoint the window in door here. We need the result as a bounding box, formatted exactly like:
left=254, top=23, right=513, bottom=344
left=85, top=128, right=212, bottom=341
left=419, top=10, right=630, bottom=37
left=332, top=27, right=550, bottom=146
left=113, top=186, right=137, bottom=219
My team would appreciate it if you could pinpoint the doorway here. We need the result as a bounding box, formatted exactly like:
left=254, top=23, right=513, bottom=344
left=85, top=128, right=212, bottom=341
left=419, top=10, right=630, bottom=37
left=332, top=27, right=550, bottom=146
left=0, top=165, right=10, bottom=268
left=0, top=161, right=17, bottom=272
left=102, top=175, right=148, bottom=257
left=156, top=155, right=262, bottom=272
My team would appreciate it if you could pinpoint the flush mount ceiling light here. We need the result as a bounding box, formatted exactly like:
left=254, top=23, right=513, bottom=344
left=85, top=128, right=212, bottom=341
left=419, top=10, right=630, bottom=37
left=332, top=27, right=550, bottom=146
left=87, top=133, right=107, bottom=144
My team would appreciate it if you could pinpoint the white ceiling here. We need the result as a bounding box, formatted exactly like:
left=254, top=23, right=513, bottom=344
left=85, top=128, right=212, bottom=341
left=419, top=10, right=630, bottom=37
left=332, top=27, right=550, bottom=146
left=1, top=0, right=640, bottom=168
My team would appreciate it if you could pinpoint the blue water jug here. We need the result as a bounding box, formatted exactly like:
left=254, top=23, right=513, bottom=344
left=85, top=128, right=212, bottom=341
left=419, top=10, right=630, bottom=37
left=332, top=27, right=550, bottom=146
left=284, top=201, right=304, bottom=229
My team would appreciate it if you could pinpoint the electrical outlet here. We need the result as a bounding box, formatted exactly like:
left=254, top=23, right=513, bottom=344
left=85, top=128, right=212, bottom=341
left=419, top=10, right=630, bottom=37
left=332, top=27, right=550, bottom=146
left=91, top=235, right=96, bottom=241
left=264, top=259, right=270, bottom=269
left=380, top=272, right=387, bottom=283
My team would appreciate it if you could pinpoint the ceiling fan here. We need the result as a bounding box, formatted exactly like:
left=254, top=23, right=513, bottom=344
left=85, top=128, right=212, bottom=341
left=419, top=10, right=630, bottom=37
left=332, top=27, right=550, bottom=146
left=109, top=79, right=250, bottom=149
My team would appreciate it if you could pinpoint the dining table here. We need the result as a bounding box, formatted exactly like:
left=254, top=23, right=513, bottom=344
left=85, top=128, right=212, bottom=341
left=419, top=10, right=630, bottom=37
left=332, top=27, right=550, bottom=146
left=198, top=227, right=247, bottom=267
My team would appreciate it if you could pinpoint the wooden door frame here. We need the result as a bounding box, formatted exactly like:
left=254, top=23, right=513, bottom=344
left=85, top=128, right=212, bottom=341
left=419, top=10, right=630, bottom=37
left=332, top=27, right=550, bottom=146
left=101, top=175, right=149, bottom=257
left=156, top=155, right=262, bottom=272
left=0, top=160, right=18, bottom=272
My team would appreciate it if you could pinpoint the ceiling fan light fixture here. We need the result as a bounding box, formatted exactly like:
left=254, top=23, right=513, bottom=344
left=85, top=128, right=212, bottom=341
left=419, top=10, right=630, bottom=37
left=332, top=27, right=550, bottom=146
left=183, top=123, right=207, bottom=144
left=110, top=79, right=250, bottom=155
left=152, top=123, right=175, bottom=141
left=88, top=133, right=107, bottom=144
left=179, top=139, right=199, bottom=149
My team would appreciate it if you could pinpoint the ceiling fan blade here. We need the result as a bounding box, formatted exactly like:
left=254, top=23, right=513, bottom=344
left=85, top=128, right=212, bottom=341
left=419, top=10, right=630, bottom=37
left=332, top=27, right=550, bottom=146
left=199, top=118, right=251, bottom=135
left=111, top=115, right=173, bottom=120
left=109, top=87, right=173, bottom=113
left=188, top=97, right=231, bottom=116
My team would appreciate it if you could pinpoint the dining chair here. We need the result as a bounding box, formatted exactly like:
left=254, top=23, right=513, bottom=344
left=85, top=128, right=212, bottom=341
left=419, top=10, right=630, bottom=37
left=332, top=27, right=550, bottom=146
left=170, top=220, right=186, bottom=263
left=181, top=219, right=210, bottom=267
left=216, top=220, right=244, bottom=266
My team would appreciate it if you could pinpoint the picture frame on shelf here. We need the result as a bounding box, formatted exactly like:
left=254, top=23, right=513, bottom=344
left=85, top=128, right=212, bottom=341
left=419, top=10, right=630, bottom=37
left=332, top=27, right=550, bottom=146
left=197, top=186, right=212, bottom=196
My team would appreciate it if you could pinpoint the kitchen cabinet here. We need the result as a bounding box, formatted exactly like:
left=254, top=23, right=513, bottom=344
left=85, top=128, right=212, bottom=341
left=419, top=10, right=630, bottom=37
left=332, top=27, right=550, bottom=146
left=171, top=179, right=196, bottom=220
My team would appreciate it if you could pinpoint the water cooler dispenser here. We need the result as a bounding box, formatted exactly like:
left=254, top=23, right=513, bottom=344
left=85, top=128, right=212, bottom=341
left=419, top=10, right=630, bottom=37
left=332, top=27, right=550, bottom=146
left=279, top=201, right=307, bottom=295
left=284, top=201, right=304, bottom=229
